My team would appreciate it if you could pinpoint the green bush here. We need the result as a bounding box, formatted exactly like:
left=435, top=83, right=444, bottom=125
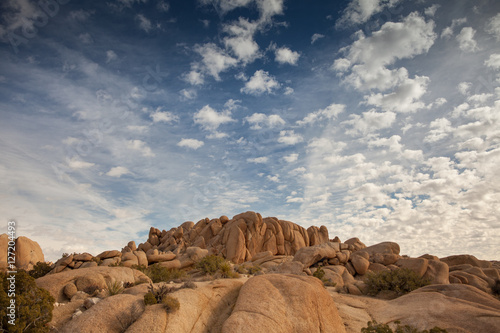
left=362, top=320, right=448, bottom=333
left=195, top=255, right=239, bottom=278
left=365, top=268, right=430, bottom=296
left=140, top=264, right=186, bottom=283
left=312, top=266, right=337, bottom=287
left=28, top=262, right=53, bottom=279
left=492, top=278, right=500, bottom=296
left=106, top=280, right=124, bottom=296
left=196, top=255, right=226, bottom=275
left=235, top=264, right=262, bottom=275
left=144, top=292, right=157, bottom=305
left=162, top=295, right=180, bottom=313
left=1, top=270, right=54, bottom=332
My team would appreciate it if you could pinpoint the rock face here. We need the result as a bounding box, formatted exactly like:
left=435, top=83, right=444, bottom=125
left=36, top=266, right=151, bottom=302
left=0, top=235, right=44, bottom=271
left=222, top=274, right=346, bottom=333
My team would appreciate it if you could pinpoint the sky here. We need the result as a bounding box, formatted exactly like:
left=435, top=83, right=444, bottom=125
left=1, top=0, right=499, bottom=262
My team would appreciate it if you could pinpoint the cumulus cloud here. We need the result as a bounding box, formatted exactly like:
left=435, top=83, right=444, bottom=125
left=336, top=0, right=401, bottom=26
left=343, top=110, right=396, bottom=136
left=127, top=140, right=155, bottom=157
left=456, top=27, right=478, bottom=52
left=278, top=130, right=303, bottom=145
left=150, top=109, right=179, bottom=123
left=274, top=47, right=300, bottom=65
left=106, top=50, right=117, bottom=63
left=106, top=166, right=131, bottom=177
left=334, top=12, right=436, bottom=91
left=311, top=33, right=325, bottom=44
left=458, top=82, right=472, bottom=95
left=363, top=75, right=429, bottom=113
left=486, top=13, right=500, bottom=40
left=440, top=17, right=467, bottom=39
left=67, top=157, right=95, bottom=170
left=136, top=14, right=153, bottom=32
left=267, top=174, right=280, bottom=182
left=247, top=156, right=268, bottom=163
left=241, top=70, right=280, bottom=95
left=194, top=43, right=238, bottom=81
left=245, top=113, right=285, bottom=129
left=283, top=153, right=298, bottom=163
left=424, top=118, right=453, bottom=142
left=424, top=4, right=440, bottom=17
left=297, top=103, right=345, bottom=126
left=183, top=69, right=204, bottom=85
left=194, top=105, right=235, bottom=133
left=484, top=54, right=500, bottom=69
left=177, top=138, right=204, bottom=150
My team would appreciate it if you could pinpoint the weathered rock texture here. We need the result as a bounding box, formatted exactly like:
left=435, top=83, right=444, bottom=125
left=0, top=234, right=44, bottom=270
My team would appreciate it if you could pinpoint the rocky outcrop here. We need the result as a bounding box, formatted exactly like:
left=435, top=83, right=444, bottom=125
left=0, top=234, right=45, bottom=271
left=222, top=274, right=346, bottom=333
left=36, top=266, right=151, bottom=302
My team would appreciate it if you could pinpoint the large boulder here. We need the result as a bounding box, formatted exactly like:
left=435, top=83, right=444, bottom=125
left=293, top=242, right=340, bottom=268
left=36, top=266, right=151, bottom=302
left=14, top=236, right=45, bottom=270
left=222, top=274, right=346, bottom=333
left=440, top=255, right=492, bottom=269
left=395, top=258, right=429, bottom=277
left=358, top=242, right=400, bottom=257
left=60, top=294, right=144, bottom=333
left=0, top=234, right=9, bottom=270
left=422, top=259, right=449, bottom=285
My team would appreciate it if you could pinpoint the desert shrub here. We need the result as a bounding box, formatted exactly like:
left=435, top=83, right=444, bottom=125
left=144, top=292, right=157, bottom=305
left=361, top=320, right=448, bottom=333
left=1, top=270, right=54, bottom=332
left=365, top=268, right=430, bottom=296
left=28, top=262, right=53, bottom=279
left=235, top=264, right=248, bottom=274
left=247, top=264, right=262, bottom=275
left=492, top=278, right=500, bottom=296
left=235, top=264, right=261, bottom=275
left=162, top=295, right=180, bottom=313
left=312, top=266, right=337, bottom=287
left=313, top=266, right=326, bottom=280
left=106, top=280, right=124, bottom=296
left=196, top=255, right=239, bottom=278
left=142, top=264, right=186, bottom=283
left=196, top=255, right=226, bottom=275
left=181, top=281, right=197, bottom=289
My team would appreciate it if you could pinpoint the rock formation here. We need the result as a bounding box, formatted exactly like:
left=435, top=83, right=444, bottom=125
left=0, top=234, right=44, bottom=270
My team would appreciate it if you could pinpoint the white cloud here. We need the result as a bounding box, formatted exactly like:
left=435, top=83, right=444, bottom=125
left=267, top=174, right=280, bottom=182
left=241, top=70, right=280, bottom=95
left=275, top=47, right=300, bottom=65
left=334, top=12, right=436, bottom=91
left=245, top=113, right=285, bottom=129
left=183, top=69, right=204, bottom=85
left=486, top=13, right=500, bottom=40
left=106, top=50, right=117, bottom=63
left=127, top=125, right=148, bottom=133
left=311, top=33, right=325, bottom=44
left=458, top=82, right=472, bottom=95
left=179, top=88, right=197, bottom=100
left=194, top=105, right=235, bottom=132
left=136, top=14, right=153, bottom=32
left=177, top=138, right=204, bottom=150
left=194, top=43, right=238, bottom=81
left=150, top=109, right=179, bottom=123
left=127, top=140, right=155, bottom=157
left=157, top=1, right=170, bottom=12
left=424, top=4, right=440, bottom=17
left=223, top=18, right=260, bottom=64
left=467, top=93, right=493, bottom=105
left=337, top=0, right=401, bottom=26
left=67, top=157, right=95, bottom=170
left=278, top=130, right=303, bottom=145
left=106, top=166, right=131, bottom=177
left=297, top=103, right=345, bottom=126
left=484, top=54, right=500, bottom=70
left=283, top=153, right=298, bottom=163
left=441, top=17, right=467, bottom=39
left=284, top=87, right=294, bottom=95
left=456, top=27, right=478, bottom=52
left=364, top=75, right=429, bottom=112
left=247, top=156, right=268, bottom=163
left=424, top=118, right=453, bottom=142
left=343, top=110, right=397, bottom=136
left=79, top=33, right=93, bottom=44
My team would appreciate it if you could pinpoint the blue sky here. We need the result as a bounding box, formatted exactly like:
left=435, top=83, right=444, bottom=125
left=1, top=0, right=499, bottom=261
